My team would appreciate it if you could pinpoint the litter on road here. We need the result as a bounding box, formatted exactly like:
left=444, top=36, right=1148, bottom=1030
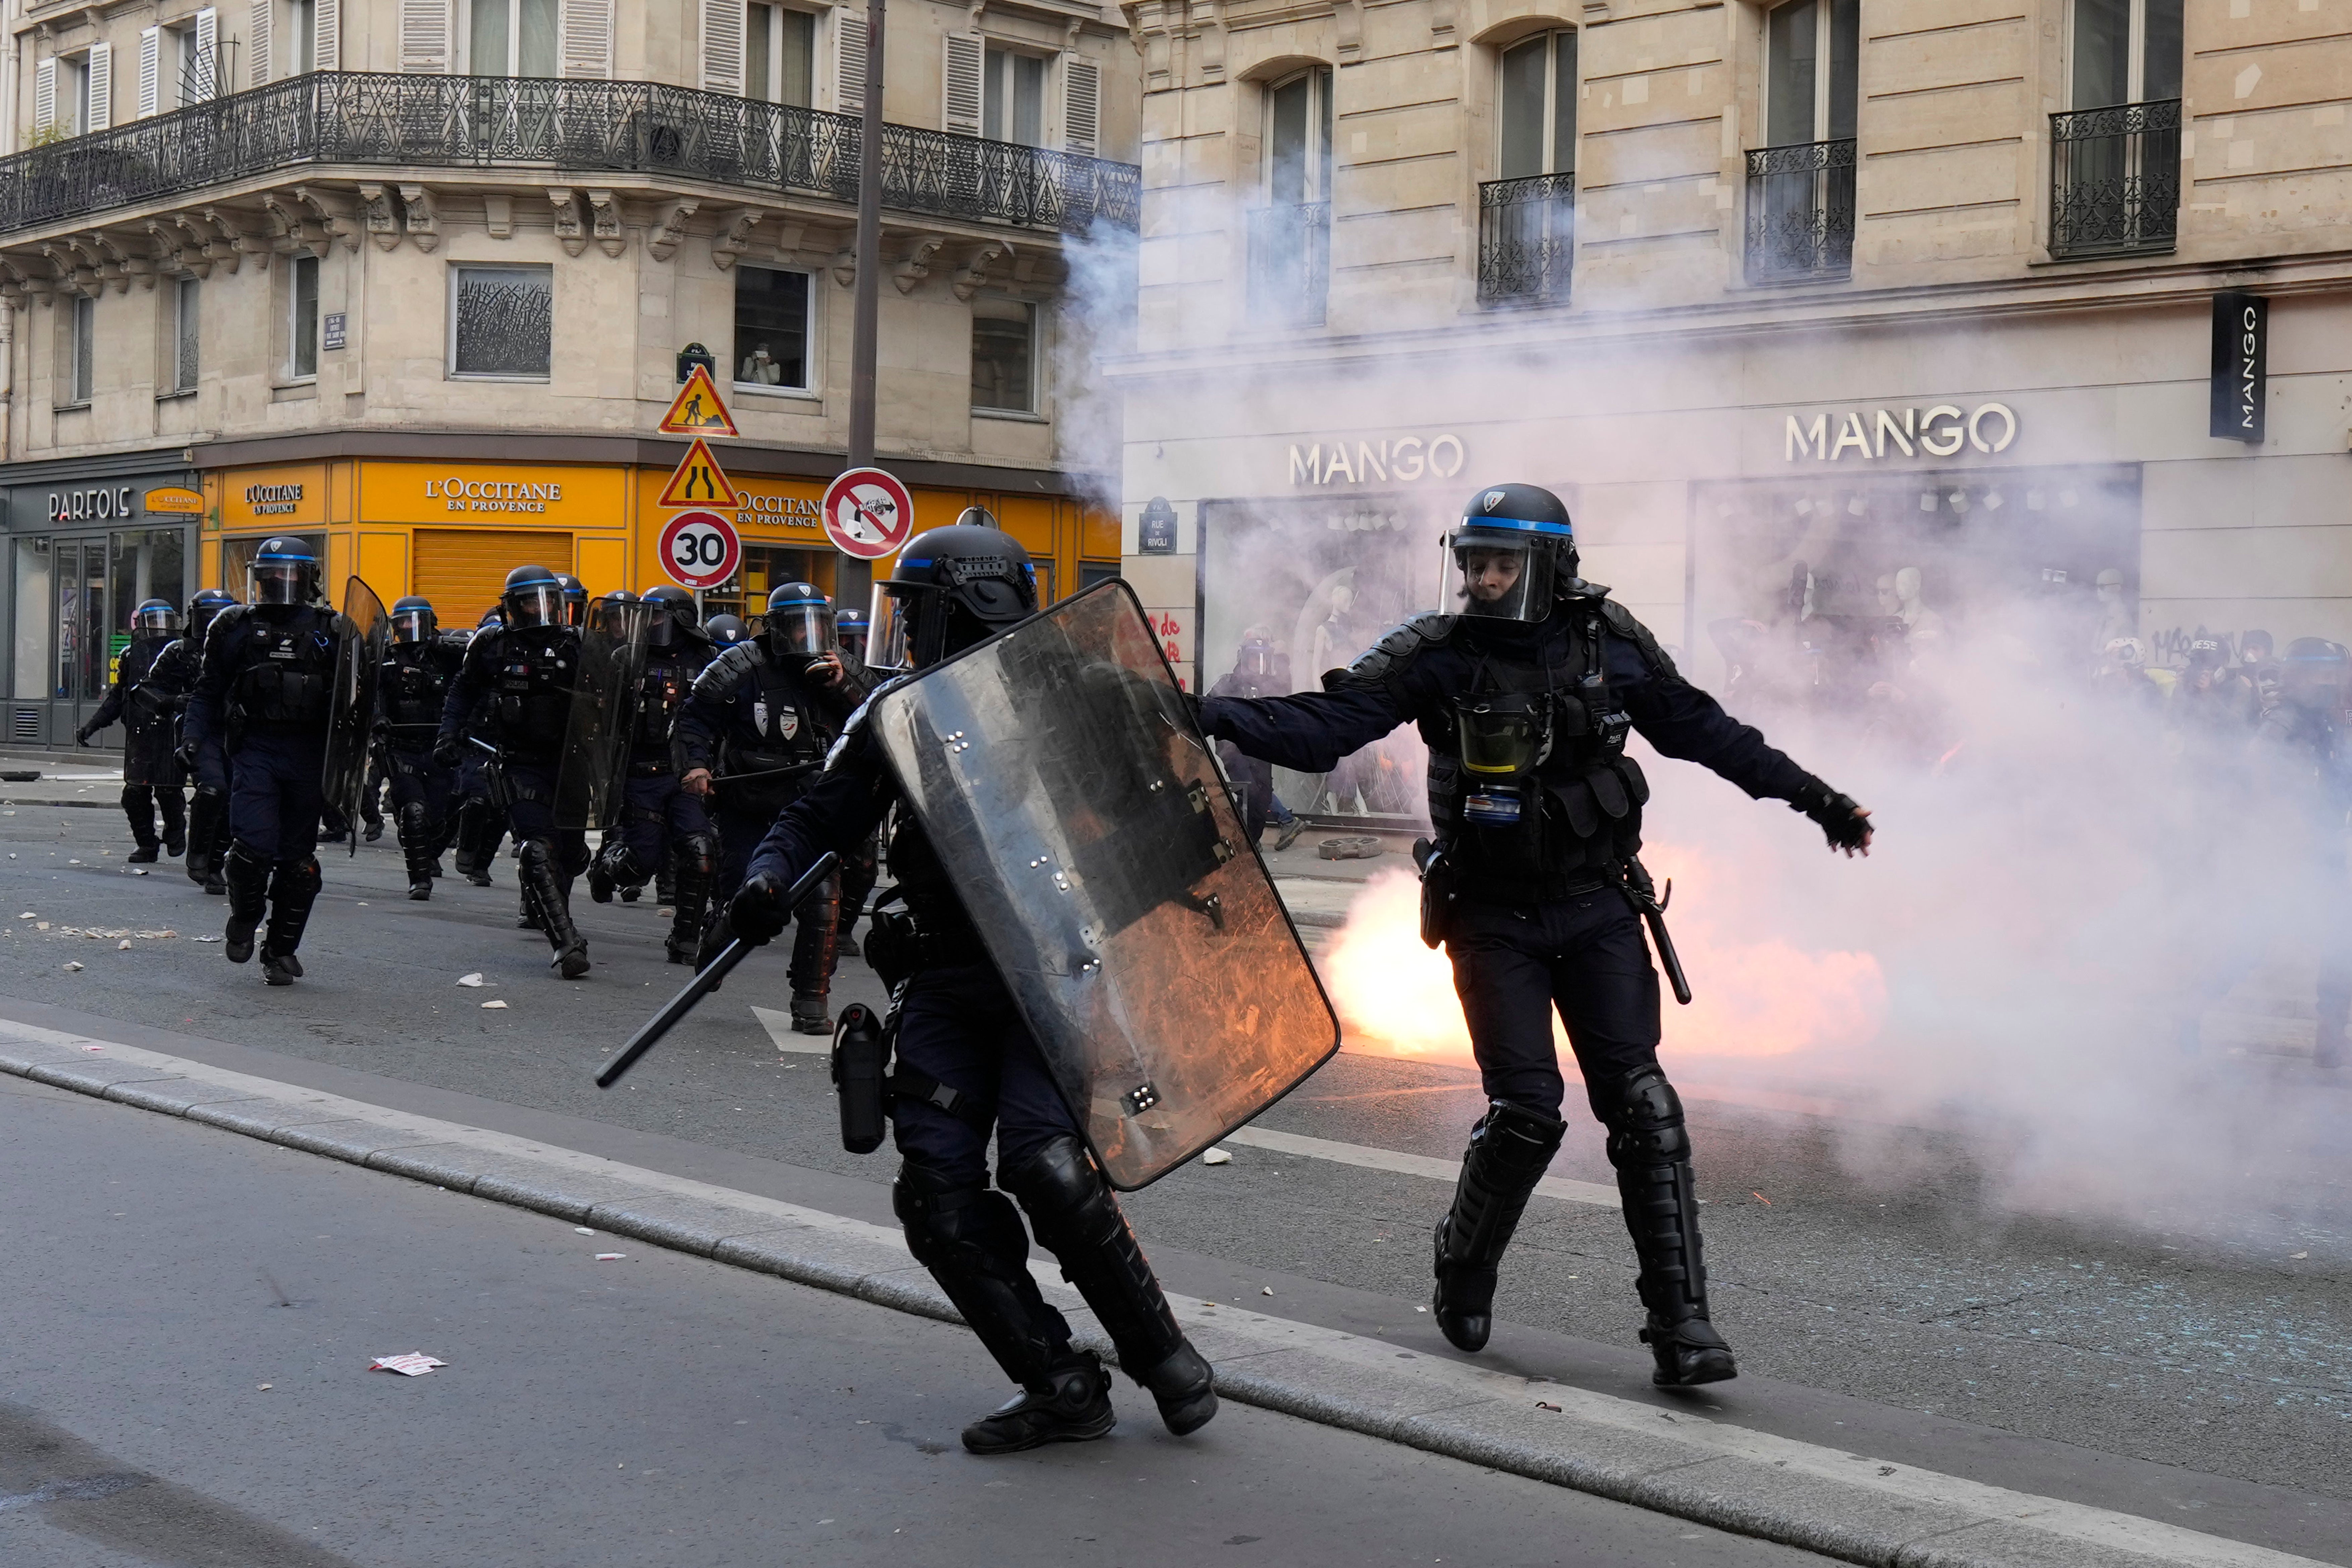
left=1202, top=1148, right=1232, bottom=1166
left=594, top=1253, right=625, bottom=1262
left=574, top=1227, right=596, bottom=1235
left=456, top=973, right=485, bottom=987
left=61, top=961, right=81, bottom=972
left=481, top=1000, right=508, bottom=1010
left=371, top=1353, right=446, bottom=1376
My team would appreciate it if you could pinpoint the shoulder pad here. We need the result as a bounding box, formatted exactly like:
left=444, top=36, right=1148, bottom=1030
left=702, top=641, right=762, bottom=687
left=1599, top=599, right=1680, bottom=679
left=1563, top=578, right=1611, bottom=600
left=1333, top=613, right=1454, bottom=689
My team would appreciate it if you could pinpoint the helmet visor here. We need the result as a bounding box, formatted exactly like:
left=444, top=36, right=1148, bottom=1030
left=506, top=583, right=564, bottom=627
left=1450, top=532, right=1558, bottom=623
left=1236, top=644, right=1275, bottom=682
left=867, top=586, right=917, bottom=672
left=249, top=560, right=310, bottom=606
left=134, top=605, right=180, bottom=637
left=390, top=607, right=432, bottom=644
left=765, top=602, right=837, bottom=658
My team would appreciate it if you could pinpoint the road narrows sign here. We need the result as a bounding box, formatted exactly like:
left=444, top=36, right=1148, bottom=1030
left=821, top=467, right=915, bottom=560
left=657, top=438, right=745, bottom=509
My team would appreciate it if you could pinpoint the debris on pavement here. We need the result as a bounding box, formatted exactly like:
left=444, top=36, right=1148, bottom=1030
left=370, top=1353, right=446, bottom=1377
left=1202, top=1148, right=1232, bottom=1166
left=1536, top=1402, right=1562, bottom=1412
left=480, top=999, right=508, bottom=1010
left=574, top=1227, right=596, bottom=1235
left=1261, top=1286, right=1273, bottom=1296
left=594, top=1253, right=625, bottom=1262
left=116, top=940, right=130, bottom=950
left=61, top=961, right=82, bottom=971
left=1753, top=1191, right=1772, bottom=1206
left=193, top=935, right=218, bottom=942
left=17, top=911, right=34, bottom=919
left=1316, top=835, right=1383, bottom=860
left=456, top=973, right=486, bottom=987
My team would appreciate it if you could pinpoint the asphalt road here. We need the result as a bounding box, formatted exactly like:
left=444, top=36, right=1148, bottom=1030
left=0, top=795, right=2345, bottom=1538
left=0, top=1074, right=1833, bottom=1568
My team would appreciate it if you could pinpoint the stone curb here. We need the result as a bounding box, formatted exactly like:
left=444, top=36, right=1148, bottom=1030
left=0, top=1033, right=2320, bottom=1568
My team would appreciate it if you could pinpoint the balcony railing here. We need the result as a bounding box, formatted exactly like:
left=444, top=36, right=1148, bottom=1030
left=2049, top=98, right=2180, bottom=260
left=1744, top=137, right=1856, bottom=284
left=1246, top=200, right=1330, bottom=328
left=0, top=71, right=1139, bottom=239
left=1477, top=172, right=1574, bottom=304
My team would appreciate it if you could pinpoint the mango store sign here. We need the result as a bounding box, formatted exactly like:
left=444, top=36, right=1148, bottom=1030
left=1289, top=432, right=1467, bottom=487
left=1785, top=402, right=2017, bottom=462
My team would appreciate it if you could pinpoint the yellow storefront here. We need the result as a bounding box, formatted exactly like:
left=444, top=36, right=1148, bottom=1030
left=202, top=459, right=1119, bottom=622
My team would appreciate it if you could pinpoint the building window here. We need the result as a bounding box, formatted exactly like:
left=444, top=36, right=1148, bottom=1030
left=971, top=298, right=1035, bottom=413
left=983, top=46, right=1045, bottom=146
left=1498, top=31, right=1575, bottom=180
left=469, top=0, right=558, bottom=77
left=288, top=0, right=317, bottom=75
left=2071, top=0, right=2182, bottom=109
left=67, top=295, right=95, bottom=404
left=1267, top=66, right=1333, bottom=205
left=1250, top=66, right=1334, bottom=327
left=1764, top=0, right=1858, bottom=148
left=171, top=276, right=200, bottom=393
left=746, top=3, right=815, bottom=106
left=1747, top=0, right=1859, bottom=282
left=61, top=54, right=92, bottom=135
left=2051, top=0, right=2182, bottom=258
left=290, top=254, right=320, bottom=380
left=170, top=18, right=219, bottom=107
left=449, top=264, right=553, bottom=379
left=733, top=266, right=812, bottom=391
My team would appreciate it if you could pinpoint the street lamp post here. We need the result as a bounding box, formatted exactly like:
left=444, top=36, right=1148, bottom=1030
left=846, top=0, right=886, bottom=469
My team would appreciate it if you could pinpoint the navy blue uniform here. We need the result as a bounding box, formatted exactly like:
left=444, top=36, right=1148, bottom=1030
left=376, top=638, right=466, bottom=892
left=86, top=631, right=189, bottom=852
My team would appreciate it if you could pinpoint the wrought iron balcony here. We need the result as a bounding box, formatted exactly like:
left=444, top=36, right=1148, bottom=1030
left=0, top=71, right=1139, bottom=240
left=2049, top=98, right=2180, bottom=260
left=1246, top=200, right=1330, bottom=328
left=1744, top=137, right=1856, bottom=284
left=1477, top=172, right=1574, bottom=304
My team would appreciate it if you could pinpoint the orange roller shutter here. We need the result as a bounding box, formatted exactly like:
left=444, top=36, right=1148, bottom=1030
left=413, top=529, right=574, bottom=624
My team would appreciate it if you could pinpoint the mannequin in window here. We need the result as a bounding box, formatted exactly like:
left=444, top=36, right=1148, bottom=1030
left=1893, top=567, right=1944, bottom=641
left=740, top=342, right=784, bottom=386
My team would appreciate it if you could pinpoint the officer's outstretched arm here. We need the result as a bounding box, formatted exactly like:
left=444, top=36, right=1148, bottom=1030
left=733, top=728, right=896, bottom=940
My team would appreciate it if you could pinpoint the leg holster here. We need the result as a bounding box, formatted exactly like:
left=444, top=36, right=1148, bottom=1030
left=187, top=786, right=229, bottom=882
left=120, top=784, right=157, bottom=847
left=397, top=801, right=438, bottom=886
left=668, top=833, right=718, bottom=956
left=1436, top=1100, right=1567, bottom=1290
left=999, top=1135, right=1190, bottom=1387
left=786, top=868, right=843, bottom=995
left=518, top=837, right=582, bottom=955
left=893, top=1160, right=1073, bottom=1391
left=1602, top=1067, right=1713, bottom=1327
left=262, top=857, right=324, bottom=959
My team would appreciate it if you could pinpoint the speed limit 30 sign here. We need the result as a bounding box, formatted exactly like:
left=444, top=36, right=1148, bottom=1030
left=658, top=510, right=742, bottom=590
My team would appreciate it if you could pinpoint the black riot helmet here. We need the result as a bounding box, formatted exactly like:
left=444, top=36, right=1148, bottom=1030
left=868, top=525, right=1038, bottom=671
left=555, top=573, right=589, bottom=628
left=2282, top=638, right=2349, bottom=711
left=502, top=565, right=565, bottom=628
left=705, top=614, right=749, bottom=647
left=131, top=598, right=179, bottom=638
left=186, top=588, right=236, bottom=643
left=1446, top=484, right=1576, bottom=624
left=390, top=596, right=437, bottom=645
left=641, top=584, right=695, bottom=649
left=249, top=536, right=321, bottom=607
left=763, top=582, right=836, bottom=662
left=833, top=604, right=869, bottom=663
left=478, top=606, right=504, bottom=631
left=1233, top=633, right=1276, bottom=685
left=2241, top=629, right=2275, bottom=666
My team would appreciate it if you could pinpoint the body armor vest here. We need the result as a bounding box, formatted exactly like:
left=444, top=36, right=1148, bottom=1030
left=228, top=609, right=338, bottom=728
left=119, top=636, right=177, bottom=727
left=380, top=645, right=455, bottom=741
left=634, top=653, right=695, bottom=755
left=490, top=626, right=577, bottom=756
left=717, top=647, right=829, bottom=814
left=1424, top=610, right=1649, bottom=901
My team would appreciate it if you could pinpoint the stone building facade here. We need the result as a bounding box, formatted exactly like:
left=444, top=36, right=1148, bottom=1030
left=0, top=0, right=1132, bottom=745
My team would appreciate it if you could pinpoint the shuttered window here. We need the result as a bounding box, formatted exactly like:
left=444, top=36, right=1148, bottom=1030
left=316, top=0, right=341, bottom=69
left=833, top=9, right=866, bottom=113
left=191, top=9, right=219, bottom=100
left=700, top=0, right=745, bottom=93
left=1061, top=55, right=1099, bottom=155
left=941, top=33, right=981, bottom=136
left=400, top=0, right=452, bottom=72
left=413, top=530, right=573, bottom=623
left=32, top=58, right=55, bottom=135
left=559, top=0, right=612, bottom=78
left=137, top=30, right=161, bottom=117
left=84, top=43, right=112, bottom=132
left=248, top=0, right=271, bottom=86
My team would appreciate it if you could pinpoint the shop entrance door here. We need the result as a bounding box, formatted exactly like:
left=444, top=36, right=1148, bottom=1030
left=7, top=529, right=189, bottom=748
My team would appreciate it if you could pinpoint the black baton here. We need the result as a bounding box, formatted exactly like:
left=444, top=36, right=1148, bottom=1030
left=1622, top=857, right=1693, bottom=1007
left=596, top=850, right=841, bottom=1089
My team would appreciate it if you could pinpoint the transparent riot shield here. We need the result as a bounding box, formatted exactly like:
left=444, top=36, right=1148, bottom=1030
left=322, top=576, right=389, bottom=854
left=555, top=594, right=652, bottom=832
left=867, top=580, right=1341, bottom=1190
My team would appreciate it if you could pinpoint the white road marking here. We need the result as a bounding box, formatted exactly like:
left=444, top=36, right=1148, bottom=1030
left=752, top=1006, right=830, bottom=1054
left=1224, top=1124, right=1621, bottom=1209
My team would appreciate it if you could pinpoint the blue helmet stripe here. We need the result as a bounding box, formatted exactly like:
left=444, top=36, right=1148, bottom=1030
left=1459, top=516, right=1574, bottom=538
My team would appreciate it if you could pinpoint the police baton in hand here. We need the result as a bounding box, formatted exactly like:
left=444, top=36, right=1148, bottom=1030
left=596, top=850, right=839, bottom=1089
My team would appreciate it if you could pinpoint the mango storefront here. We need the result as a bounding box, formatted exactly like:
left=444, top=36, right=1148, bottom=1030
left=197, top=450, right=1121, bottom=624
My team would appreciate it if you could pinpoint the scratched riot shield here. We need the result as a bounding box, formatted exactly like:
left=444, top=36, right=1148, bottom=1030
left=321, top=576, right=389, bottom=856
left=867, top=579, right=1341, bottom=1190
left=554, top=593, right=652, bottom=831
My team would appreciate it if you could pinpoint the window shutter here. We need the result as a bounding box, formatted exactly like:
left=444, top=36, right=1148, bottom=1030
left=33, top=57, right=55, bottom=133
left=137, top=29, right=161, bottom=117
left=700, top=0, right=745, bottom=93
left=248, top=0, right=271, bottom=84
left=559, top=0, right=612, bottom=78
left=85, top=42, right=112, bottom=131
left=192, top=8, right=219, bottom=98
left=941, top=33, right=981, bottom=136
left=316, top=0, right=340, bottom=69
left=399, top=0, right=451, bottom=73
left=834, top=10, right=867, bottom=114
left=1060, top=55, right=1099, bottom=155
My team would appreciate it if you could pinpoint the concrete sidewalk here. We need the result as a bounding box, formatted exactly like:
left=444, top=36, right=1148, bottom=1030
left=1, top=1016, right=2327, bottom=1568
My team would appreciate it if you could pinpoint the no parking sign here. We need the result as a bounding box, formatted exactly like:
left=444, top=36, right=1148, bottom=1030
left=658, top=510, right=742, bottom=590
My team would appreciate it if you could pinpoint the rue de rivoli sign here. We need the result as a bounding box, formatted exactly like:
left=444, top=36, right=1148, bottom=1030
left=1785, top=402, right=2018, bottom=462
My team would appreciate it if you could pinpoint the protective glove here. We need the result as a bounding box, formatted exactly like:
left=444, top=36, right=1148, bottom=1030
left=432, top=736, right=462, bottom=769
left=1791, top=777, right=1872, bottom=855
left=176, top=741, right=198, bottom=769
left=73, top=728, right=94, bottom=748
left=727, top=872, right=792, bottom=945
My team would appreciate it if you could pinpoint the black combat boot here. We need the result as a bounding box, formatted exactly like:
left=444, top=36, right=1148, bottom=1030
left=1604, top=1067, right=1737, bottom=1388
left=892, top=1162, right=1116, bottom=1455
left=519, top=837, right=589, bottom=978
left=587, top=840, right=643, bottom=905
left=397, top=802, right=437, bottom=900
left=122, top=786, right=160, bottom=863
left=258, top=857, right=323, bottom=986
left=786, top=868, right=841, bottom=1033
left=186, top=787, right=227, bottom=887
left=1431, top=1100, right=1567, bottom=1353
left=158, top=788, right=187, bottom=857
left=666, top=835, right=716, bottom=965
left=221, top=843, right=270, bottom=964
left=1002, top=1136, right=1218, bottom=1437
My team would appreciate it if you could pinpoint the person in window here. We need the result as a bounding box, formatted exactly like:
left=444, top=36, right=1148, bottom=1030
left=740, top=343, right=784, bottom=386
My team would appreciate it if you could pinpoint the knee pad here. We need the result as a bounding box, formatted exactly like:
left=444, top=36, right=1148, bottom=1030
left=273, top=856, right=323, bottom=901
left=516, top=836, right=555, bottom=873
left=1602, top=1067, right=1691, bottom=1168
left=1472, top=1100, right=1568, bottom=1175
left=680, top=834, right=719, bottom=877
left=891, top=1161, right=1032, bottom=1284
left=122, top=784, right=152, bottom=811
left=997, top=1135, right=1116, bottom=1234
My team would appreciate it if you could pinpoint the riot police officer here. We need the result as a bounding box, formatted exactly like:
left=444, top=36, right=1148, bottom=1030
left=183, top=539, right=353, bottom=985
left=557, top=573, right=589, bottom=629
left=376, top=596, right=466, bottom=900
left=448, top=607, right=508, bottom=886
left=834, top=604, right=869, bottom=667
left=162, top=588, right=238, bottom=892
left=586, top=586, right=721, bottom=962
left=79, top=598, right=188, bottom=863
left=1200, top=484, right=1873, bottom=1388
left=676, top=582, right=862, bottom=1032
left=705, top=614, right=749, bottom=648
left=727, top=524, right=1218, bottom=1453
left=437, top=566, right=591, bottom=978
left=2259, top=638, right=2352, bottom=1070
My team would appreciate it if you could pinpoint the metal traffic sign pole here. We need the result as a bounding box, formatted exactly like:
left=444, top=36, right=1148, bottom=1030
left=847, top=0, right=886, bottom=468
